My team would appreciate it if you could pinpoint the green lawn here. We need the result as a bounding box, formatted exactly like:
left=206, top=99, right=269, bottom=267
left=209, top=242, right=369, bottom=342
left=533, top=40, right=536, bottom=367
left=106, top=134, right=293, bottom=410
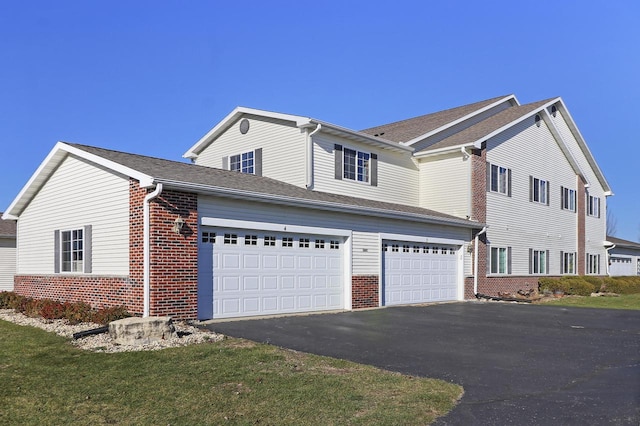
left=538, top=293, right=640, bottom=310
left=0, top=320, right=462, bottom=425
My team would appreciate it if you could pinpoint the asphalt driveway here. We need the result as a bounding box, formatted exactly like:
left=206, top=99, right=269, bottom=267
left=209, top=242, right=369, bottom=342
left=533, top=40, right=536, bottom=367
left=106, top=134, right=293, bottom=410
left=204, top=302, right=640, bottom=425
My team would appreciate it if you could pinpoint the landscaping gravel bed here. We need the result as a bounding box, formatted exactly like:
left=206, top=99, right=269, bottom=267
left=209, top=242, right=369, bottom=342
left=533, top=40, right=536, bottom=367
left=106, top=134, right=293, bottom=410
left=0, top=309, right=223, bottom=352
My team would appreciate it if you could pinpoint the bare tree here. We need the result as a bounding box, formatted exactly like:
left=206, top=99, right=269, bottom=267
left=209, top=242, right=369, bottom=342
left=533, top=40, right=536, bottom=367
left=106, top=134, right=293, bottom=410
left=606, top=209, right=617, bottom=237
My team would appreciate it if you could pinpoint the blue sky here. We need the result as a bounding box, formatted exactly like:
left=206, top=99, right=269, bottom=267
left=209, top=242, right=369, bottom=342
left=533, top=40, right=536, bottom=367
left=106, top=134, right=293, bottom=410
left=1, top=1, right=638, bottom=241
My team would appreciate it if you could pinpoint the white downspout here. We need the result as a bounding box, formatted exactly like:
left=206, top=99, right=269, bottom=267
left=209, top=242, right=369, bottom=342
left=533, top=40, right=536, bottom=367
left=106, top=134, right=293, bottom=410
left=143, top=183, right=163, bottom=317
left=605, top=244, right=616, bottom=276
left=474, top=226, right=488, bottom=295
left=306, top=123, right=322, bottom=189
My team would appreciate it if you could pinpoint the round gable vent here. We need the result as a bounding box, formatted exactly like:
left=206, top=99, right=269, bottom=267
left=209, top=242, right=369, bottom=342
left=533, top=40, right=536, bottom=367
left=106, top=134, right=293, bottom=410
left=239, top=118, right=250, bottom=134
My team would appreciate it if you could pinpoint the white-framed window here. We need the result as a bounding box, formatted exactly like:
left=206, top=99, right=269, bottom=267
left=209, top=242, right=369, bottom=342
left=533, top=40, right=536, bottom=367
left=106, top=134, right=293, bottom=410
left=244, top=235, right=257, bottom=246
left=264, top=236, right=276, bottom=247
left=61, top=229, right=84, bottom=272
left=560, top=251, right=576, bottom=274
left=330, top=240, right=340, bottom=250
left=344, top=147, right=370, bottom=182
left=530, top=176, right=549, bottom=205
left=529, top=249, right=548, bottom=274
left=587, top=254, right=601, bottom=275
left=55, top=226, right=92, bottom=274
left=561, top=186, right=576, bottom=212
left=282, top=237, right=293, bottom=247
left=230, top=151, right=254, bottom=174
left=315, top=239, right=325, bottom=249
left=489, top=163, right=511, bottom=196
left=587, top=194, right=600, bottom=218
left=299, top=238, right=310, bottom=248
left=490, top=246, right=512, bottom=274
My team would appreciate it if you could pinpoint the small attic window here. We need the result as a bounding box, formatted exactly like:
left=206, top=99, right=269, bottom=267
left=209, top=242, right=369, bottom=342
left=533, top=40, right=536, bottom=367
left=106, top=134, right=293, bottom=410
left=535, top=114, right=542, bottom=127
left=373, top=132, right=385, bottom=137
left=551, top=105, right=557, bottom=117
left=239, top=119, right=250, bottom=134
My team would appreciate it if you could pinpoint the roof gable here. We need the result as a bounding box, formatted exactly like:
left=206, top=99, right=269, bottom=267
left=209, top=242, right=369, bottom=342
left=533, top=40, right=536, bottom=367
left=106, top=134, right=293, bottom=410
left=0, top=214, right=17, bottom=237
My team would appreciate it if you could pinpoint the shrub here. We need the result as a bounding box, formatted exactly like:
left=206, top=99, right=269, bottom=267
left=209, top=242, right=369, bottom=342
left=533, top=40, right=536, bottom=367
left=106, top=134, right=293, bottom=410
left=93, top=305, right=131, bottom=325
left=539, top=277, right=596, bottom=296
left=582, top=276, right=604, bottom=291
left=0, top=291, right=26, bottom=310
left=602, top=276, right=640, bottom=294
left=63, top=302, right=93, bottom=324
left=39, top=299, right=67, bottom=320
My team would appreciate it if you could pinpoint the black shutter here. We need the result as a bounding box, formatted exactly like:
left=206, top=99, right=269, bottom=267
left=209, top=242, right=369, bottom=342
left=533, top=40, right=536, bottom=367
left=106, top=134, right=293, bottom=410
left=84, top=225, right=92, bottom=273
left=507, top=247, right=512, bottom=274
left=370, top=153, right=378, bottom=187
left=560, top=186, right=565, bottom=210
left=507, top=169, right=512, bottom=197
left=54, top=230, right=60, bottom=273
left=546, top=180, right=550, bottom=206
left=597, top=198, right=601, bottom=218
left=334, top=144, right=343, bottom=180
left=546, top=250, right=550, bottom=274
left=254, top=148, right=262, bottom=176
left=486, top=244, right=492, bottom=275
left=529, top=176, right=534, bottom=202
left=560, top=251, right=565, bottom=274
left=529, top=248, right=533, bottom=274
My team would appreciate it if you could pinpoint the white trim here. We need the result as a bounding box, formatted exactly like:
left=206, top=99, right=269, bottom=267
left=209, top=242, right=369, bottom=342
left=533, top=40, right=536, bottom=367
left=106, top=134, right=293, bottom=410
left=201, top=217, right=352, bottom=238
left=379, top=232, right=466, bottom=246
left=404, top=95, right=518, bottom=146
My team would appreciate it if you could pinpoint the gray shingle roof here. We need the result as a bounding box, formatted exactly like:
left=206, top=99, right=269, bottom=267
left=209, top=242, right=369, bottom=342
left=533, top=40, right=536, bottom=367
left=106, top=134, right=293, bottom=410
left=416, top=99, right=555, bottom=153
left=607, top=236, right=640, bottom=249
left=0, top=214, right=17, bottom=237
left=68, top=144, right=480, bottom=228
left=360, top=95, right=511, bottom=143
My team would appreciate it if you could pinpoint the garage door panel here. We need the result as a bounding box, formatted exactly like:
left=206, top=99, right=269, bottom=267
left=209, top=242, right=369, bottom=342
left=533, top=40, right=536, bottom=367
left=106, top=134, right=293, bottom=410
left=383, top=240, right=459, bottom=306
left=200, top=228, right=344, bottom=319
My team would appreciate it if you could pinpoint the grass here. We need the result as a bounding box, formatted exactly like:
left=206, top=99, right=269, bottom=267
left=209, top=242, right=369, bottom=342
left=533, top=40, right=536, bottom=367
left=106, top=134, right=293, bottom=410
left=0, top=320, right=462, bottom=425
left=538, top=293, right=640, bottom=310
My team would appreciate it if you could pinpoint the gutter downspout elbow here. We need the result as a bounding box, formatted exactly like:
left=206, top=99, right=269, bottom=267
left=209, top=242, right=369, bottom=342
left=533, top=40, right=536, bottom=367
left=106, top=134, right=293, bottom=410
left=461, top=146, right=470, bottom=159
left=605, top=244, right=616, bottom=276
left=306, top=123, right=322, bottom=189
left=143, top=183, right=163, bottom=317
left=474, top=226, right=488, bottom=296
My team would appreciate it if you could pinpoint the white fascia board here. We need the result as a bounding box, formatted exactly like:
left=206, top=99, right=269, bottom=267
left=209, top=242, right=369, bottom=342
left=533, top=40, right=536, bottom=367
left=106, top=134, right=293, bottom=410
left=157, top=179, right=481, bottom=230
left=379, top=232, right=467, bottom=246
left=201, top=217, right=352, bottom=237
left=61, top=143, right=154, bottom=187
left=470, top=98, right=561, bottom=149
left=413, top=143, right=476, bottom=159
left=4, top=142, right=154, bottom=218
left=183, top=106, right=313, bottom=159
left=403, top=95, right=519, bottom=147
left=313, top=120, right=414, bottom=153
left=554, top=100, right=612, bottom=193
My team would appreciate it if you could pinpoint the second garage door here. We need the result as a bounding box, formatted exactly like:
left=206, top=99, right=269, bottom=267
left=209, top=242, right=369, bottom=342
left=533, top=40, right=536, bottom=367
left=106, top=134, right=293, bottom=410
left=198, top=228, right=344, bottom=319
left=383, top=241, right=459, bottom=306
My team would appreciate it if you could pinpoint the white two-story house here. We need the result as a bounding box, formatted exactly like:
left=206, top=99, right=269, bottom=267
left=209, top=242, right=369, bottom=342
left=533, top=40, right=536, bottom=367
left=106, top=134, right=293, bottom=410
left=2, top=95, right=611, bottom=320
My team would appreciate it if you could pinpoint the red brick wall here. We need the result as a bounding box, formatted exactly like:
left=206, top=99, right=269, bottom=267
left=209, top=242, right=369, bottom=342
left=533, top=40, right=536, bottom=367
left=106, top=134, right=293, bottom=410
left=468, top=276, right=539, bottom=297
left=577, top=177, right=586, bottom=275
left=147, top=189, right=198, bottom=319
left=13, top=275, right=137, bottom=309
left=352, top=275, right=379, bottom=308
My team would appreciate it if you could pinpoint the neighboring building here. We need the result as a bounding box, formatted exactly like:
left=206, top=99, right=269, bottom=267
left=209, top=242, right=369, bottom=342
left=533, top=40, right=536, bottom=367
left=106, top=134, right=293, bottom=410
left=0, top=214, right=17, bottom=291
left=2, top=95, right=612, bottom=320
left=607, top=236, right=640, bottom=276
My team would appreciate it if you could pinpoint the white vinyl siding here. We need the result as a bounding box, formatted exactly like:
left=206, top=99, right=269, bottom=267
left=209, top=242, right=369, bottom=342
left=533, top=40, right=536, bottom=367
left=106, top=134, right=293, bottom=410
left=194, top=115, right=307, bottom=187
left=551, top=109, right=607, bottom=262
left=16, top=155, right=130, bottom=275
left=418, top=152, right=470, bottom=218
left=312, top=133, right=419, bottom=207
left=486, top=114, right=579, bottom=276
left=0, top=237, right=16, bottom=291
left=198, top=195, right=471, bottom=276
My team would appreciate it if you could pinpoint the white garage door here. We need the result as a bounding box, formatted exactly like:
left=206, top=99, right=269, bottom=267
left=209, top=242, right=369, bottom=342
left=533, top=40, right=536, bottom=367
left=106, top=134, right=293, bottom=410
left=198, top=228, right=344, bottom=319
left=383, top=241, right=459, bottom=306
left=609, top=256, right=634, bottom=276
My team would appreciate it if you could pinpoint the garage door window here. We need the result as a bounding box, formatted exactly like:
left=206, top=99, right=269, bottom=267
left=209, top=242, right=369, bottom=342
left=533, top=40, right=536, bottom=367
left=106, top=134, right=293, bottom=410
left=299, top=238, right=310, bottom=248
left=330, top=240, right=340, bottom=249
left=202, top=232, right=216, bottom=243
left=224, top=234, right=238, bottom=244
left=282, top=237, right=293, bottom=247
left=264, top=236, right=276, bottom=246
left=315, top=239, right=325, bottom=249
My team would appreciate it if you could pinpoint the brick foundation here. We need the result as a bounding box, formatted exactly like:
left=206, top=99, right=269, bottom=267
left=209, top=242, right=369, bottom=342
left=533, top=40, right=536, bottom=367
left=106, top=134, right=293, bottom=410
left=352, top=275, right=379, bottom=308
left=13, top=275, right=139, bottom=310
left=465, top=276, right=540, bottom=298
